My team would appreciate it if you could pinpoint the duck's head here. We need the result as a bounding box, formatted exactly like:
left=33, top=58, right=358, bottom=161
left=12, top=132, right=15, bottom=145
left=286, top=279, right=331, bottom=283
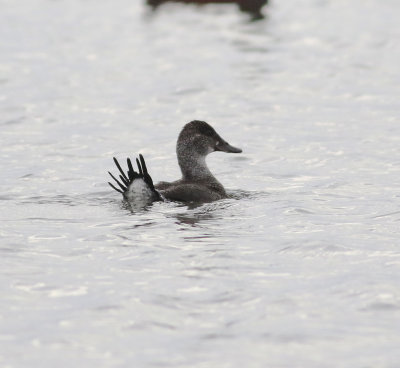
left=177, top=120, right=242, bottom=157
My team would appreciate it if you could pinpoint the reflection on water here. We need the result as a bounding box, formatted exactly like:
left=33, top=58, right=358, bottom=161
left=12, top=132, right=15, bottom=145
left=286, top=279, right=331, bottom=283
left=122, top=189, right=261, bottom=226
left=146, top=0, right=269, bottom=19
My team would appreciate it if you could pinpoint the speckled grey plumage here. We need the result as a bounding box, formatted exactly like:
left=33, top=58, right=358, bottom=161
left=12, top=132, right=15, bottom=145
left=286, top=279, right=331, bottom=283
left=155, top=120, right=242, bottom=202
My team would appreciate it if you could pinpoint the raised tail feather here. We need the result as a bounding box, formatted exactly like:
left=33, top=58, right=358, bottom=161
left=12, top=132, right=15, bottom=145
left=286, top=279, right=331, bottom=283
left=108, top=154, right=162, bottom=202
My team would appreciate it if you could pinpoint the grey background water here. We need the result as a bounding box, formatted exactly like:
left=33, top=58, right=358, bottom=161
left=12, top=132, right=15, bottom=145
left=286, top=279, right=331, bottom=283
left=1, top=0, right=400, bottom=367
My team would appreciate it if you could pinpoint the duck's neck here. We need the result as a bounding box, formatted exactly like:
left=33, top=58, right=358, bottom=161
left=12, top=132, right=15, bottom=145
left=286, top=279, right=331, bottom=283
left=176, top=146, right=226, bottom=196
left=178, top=152, right=214, bottom=181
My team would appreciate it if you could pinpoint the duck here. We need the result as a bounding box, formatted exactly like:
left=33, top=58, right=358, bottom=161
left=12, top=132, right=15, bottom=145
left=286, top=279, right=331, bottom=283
left=147, top=0, right=268, bottom=19
left=108, top=120, right=242, bottom=204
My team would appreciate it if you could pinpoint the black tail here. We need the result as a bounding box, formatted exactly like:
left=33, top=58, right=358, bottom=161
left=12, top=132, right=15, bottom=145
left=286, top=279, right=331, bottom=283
left=108, top=154, right=161, bottom=200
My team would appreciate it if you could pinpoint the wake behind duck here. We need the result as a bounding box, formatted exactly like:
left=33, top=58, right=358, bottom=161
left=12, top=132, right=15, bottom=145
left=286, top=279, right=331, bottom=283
left=108, top=120, right=242, bottom=204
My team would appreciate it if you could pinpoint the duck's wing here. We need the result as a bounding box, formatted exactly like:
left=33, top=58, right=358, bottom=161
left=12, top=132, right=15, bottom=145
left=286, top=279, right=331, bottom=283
left=160, top=183, right=225, bottom=203
left=108, top=154, right=162, bottom=203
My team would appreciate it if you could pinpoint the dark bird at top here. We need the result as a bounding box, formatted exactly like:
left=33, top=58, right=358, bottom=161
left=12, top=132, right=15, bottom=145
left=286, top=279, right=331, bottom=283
left=147, top=0, right=268, bottom=20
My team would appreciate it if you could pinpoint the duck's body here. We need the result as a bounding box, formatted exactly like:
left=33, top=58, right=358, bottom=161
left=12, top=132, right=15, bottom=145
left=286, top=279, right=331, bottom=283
left=108, top=120, right=242, bottom=204
left=156, top=179, right=226, bottom=202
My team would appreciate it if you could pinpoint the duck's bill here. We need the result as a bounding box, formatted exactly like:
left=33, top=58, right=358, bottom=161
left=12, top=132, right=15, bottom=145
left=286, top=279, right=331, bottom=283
left=215, top=140, right=242, bottom=153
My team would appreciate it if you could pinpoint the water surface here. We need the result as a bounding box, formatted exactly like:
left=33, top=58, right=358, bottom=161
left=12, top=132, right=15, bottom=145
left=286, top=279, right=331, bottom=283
left=1, top=0, right=400, bottom=367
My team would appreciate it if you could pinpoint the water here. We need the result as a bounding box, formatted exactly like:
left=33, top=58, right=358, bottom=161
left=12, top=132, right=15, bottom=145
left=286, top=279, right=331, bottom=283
left=1, top=0, right=400, bottom=367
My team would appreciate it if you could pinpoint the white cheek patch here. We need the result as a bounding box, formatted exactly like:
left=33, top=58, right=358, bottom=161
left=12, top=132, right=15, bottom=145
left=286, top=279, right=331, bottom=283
left=125, top=178, right=154, bottom=203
